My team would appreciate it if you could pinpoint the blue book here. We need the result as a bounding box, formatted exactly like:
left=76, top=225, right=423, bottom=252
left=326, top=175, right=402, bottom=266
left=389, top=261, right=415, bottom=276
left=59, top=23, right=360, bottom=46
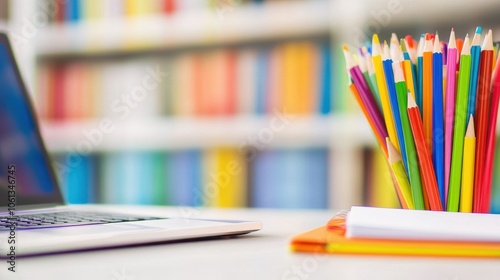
left=251, top=149, right=328, bottom=209
left=65, top=0, right=81, bottom=22
left=54, top=153, right=96, bottom=204
left=101, top=152, right=166, bottom=205
left=255, top=48, right=269, bottom=115
left=319, top=43, right=332, bottom=115
left=167, top=150, right=202, bottom=206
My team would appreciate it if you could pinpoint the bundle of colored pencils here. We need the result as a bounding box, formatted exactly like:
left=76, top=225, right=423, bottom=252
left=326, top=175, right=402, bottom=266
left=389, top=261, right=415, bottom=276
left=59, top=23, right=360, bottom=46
left=344, top=28, right=500, bottom=213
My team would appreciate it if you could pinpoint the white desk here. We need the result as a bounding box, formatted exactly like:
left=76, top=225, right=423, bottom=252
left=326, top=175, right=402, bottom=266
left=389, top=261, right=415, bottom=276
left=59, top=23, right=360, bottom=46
left=1, top=206, right=499, bottom=280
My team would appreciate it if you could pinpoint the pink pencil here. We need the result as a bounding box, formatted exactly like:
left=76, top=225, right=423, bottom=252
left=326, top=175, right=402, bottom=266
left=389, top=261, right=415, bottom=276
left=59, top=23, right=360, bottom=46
left=444, top=28, right=458, bottom=204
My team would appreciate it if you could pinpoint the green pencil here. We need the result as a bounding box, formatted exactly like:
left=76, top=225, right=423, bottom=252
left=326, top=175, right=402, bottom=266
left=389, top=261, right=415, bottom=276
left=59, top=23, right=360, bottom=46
left=448, top=35, right=472, bottom=212
left=363, top=47, right=382, bottom=110
left=393, top=62, right=424, bottom=210
left=357, top=49, right=379, bottom=102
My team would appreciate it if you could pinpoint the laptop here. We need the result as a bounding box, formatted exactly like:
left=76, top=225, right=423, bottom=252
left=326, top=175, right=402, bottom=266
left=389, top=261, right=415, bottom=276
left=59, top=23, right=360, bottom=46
left=0, top=33, right=261, bottom=257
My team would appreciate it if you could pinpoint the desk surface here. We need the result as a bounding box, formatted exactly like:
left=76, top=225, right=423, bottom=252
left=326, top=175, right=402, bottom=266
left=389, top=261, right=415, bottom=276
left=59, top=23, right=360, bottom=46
left=1, top=206, right=499, bottom=280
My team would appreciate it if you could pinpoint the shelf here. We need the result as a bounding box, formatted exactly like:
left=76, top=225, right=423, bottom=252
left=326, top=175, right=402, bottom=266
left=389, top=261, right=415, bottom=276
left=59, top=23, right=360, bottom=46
left=35, top=1, right=331, bottom=59
left=39, top=115, right=375, bottom=152
left=367, top=0, right=500, bottom=28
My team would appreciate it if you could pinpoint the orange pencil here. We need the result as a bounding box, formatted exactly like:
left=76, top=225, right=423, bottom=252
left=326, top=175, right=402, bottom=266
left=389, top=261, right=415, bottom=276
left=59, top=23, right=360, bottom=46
left=407, top=93, right=443, bottom=211
left=422, top=34, right=433, bottom=152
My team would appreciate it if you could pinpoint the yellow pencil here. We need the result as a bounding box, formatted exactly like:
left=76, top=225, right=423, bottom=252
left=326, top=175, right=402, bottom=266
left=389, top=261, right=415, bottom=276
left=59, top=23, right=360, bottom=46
left=460, top=116, right=476, bottom=213
left=373, top=34, right=400, bottom=152
left=387, top=138, right=415, bottom=210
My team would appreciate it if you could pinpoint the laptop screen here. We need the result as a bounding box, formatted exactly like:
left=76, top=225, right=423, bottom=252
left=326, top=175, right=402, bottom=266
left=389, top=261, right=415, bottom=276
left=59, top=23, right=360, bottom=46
left=0, top=34, right=63, bottom=211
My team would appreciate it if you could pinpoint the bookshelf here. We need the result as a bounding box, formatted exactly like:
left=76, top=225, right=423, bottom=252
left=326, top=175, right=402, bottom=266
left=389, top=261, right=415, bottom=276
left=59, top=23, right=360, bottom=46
left=35, top=0, right=331, bottom=58
left=5, top=0, right=500, bottom=210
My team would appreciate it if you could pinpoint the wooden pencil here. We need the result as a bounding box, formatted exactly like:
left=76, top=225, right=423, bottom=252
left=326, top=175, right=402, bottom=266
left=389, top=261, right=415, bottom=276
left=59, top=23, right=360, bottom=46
left=444, top=28, right=458, bottom=205
left=407, top=93, right=443, bottom=211
left=343, top=47, right=388, bottom=142
left=387, top=138, right=415, bottom=210
left=460, top=117, right=476, bottom=213
left=393, top=61, right=425, bottom=209
left=432, top=33, right=445, bottom=207
left=473, top=30, right=494, bottom=213
left=448, top=35, right=472, bottom=212
left=423, top=34, right=434, bottom=153
left=372, top=34, right=400, bottom=153
left=479, top=54, right=500, bottom=213
left=383, top=43, right=408, bottom=171
left=467, top=27, right=482, bottom=123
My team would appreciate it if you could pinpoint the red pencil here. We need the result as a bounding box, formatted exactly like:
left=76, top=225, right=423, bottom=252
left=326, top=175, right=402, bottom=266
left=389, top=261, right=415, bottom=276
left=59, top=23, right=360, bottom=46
left=473, top=30, right=494, bottom=213
left=407, top=93, right=443, bottom=211
left=480, top=54, right=500, bottom=213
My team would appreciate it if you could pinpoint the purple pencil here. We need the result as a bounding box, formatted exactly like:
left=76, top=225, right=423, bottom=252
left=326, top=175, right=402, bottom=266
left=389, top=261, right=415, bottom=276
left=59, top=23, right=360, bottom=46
left=444, top=28, right=458, bottom=204
left=343, top=47, right=388, bottom=140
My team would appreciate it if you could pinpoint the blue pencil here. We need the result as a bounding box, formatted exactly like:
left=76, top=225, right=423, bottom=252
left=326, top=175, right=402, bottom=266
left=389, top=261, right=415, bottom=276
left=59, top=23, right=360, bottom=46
left=432, top=34, right=445, bottom=207
left=417, top=34, right=425, bottom=114
left=467, top=27, right=482, bottom=123
left=382, top=43, right=408, bottom=173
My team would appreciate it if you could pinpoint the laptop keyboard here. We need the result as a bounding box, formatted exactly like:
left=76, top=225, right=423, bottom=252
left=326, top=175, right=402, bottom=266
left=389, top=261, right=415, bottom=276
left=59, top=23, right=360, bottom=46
left=0, top=211, right=164, bottom=231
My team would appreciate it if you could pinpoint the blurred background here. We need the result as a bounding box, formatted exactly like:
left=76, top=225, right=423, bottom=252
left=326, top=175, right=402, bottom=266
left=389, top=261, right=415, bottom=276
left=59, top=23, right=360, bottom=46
left=1, top=0, right=500, bottom=210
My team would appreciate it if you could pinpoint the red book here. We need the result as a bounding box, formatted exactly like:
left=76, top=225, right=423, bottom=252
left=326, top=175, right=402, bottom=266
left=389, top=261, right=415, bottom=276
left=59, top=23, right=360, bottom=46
left=223, top=50, right=237, bottom=116
left=53, top=65, right=66, bottom=121
left=55, top=0, right=66, bottom=23
left=163, top=0, right=176, bottom=15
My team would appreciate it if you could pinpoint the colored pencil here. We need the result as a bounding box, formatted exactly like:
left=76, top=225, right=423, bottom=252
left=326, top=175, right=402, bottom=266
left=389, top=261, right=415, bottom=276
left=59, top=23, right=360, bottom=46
left=444, top=29, right=458, bottom=203
left=417, top=34, right=425, bottom=113
left=473, top=30, right=494, bottom=213
left=349, top=79, right=386, bottom=155
left=357, top=49, right=378, bottom=105
left=467, top=27, right=482, bottom=123
left=401, top=39, right=417, bottom=100
left=423, top=34, right=434, bottom=152
left=407, top=93, right=443, bottom=211
left=405, top=35, right=417, bottom=65
left=372, top=35, right=400, bottom=152
left=479, top=54, right=500, bottom=213
left=387, top=138, right=415, bottom=210
left=442, top=42, right=448, bottom=65
left=343, top=47, right=388, bottom=142
left=457, top=38, right=464, bottom=58
left=432, top=33, right=445, bottom=207
left=390, top=33, right=400, bottom=61
left=350, top=75, right=407, bottom=210
left=460, top=117, right=476, bottom=213
left=448, top=35, right=472, bottom=212
left=363, top=47, right=381, bottom=109
left=393, top=61, right=425, bottom=210
left=383, top=43, right=408, bottom=171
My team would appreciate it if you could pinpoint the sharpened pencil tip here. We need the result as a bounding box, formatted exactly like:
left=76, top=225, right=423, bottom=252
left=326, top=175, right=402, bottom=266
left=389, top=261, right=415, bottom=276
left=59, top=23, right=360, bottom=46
left=373, top=34, right=380, bottom=46
left=386, top=138, right=402, bottom=163
left=476, top=26, right=482, bottom=34
left=466, top=116, right=475, bottom=137
left=407, top=92, right=417, bottom=108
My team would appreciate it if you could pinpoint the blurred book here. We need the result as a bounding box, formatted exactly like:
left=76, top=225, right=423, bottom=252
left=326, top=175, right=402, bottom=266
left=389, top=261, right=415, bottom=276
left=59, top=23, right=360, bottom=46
left=251, top=148, right=328, bottom=208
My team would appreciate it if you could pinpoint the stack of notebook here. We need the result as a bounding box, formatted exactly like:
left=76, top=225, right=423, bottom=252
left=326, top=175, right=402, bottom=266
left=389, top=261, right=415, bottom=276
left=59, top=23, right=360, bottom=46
left=291, top=206, right=500, bottom=257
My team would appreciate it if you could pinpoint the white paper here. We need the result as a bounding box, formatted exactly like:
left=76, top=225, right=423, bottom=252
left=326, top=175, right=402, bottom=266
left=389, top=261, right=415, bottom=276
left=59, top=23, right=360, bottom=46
left=346, top=206, right=500, bottom=242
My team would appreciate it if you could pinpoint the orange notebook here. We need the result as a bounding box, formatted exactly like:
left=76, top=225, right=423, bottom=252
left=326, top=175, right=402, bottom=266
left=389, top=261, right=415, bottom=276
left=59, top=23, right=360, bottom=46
left=291, top=210, right=500, bottom=258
